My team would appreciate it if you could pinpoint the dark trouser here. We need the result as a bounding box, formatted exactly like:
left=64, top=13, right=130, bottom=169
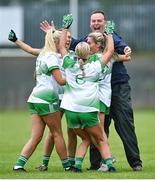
left=89, top=82, right=142, bottom=168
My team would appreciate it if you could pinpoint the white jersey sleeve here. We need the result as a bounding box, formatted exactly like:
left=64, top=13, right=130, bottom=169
left=45, top=53, right=60, bottom=71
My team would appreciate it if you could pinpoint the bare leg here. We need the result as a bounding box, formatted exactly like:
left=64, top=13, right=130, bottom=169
left=13, top=114, right=45, bottom=170
left=86, top=124, right=111, bottom=159
left=99, top=112, right=105, bottom=126
left=43, top=110, right=64, bottom=157
left=67, top=128, right=77, bottom=157
left=21, top=114, right=45, bottom=158
left=74, top=128, right=90, bottom=158
left=42, top=111, right=67, bottom=160
left=37, top=111, right=65, bottom=171
left=73, top=128, right=91, bottom=171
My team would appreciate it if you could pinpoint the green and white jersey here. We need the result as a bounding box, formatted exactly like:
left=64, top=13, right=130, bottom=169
left=88, top=53, right=114, bottom=107
left=27, top=52, right=61, bottom=104
left=60, top=52, right=106, bottom=112
left=98, top=55, right=116, bottom=107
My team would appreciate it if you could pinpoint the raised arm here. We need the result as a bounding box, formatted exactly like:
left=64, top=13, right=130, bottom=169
left=101, top=21, right=115, bottom=64
left=58, top=14, right=73, bottom=57
left=102, top=34, right=114, bottom=64
left=59, top=29, right=68, bottom=57
left=40, top=20, right=55, bottom=33
left=8, top=29, right=41, bottom=56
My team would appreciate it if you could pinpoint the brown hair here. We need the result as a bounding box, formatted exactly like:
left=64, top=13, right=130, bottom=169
left=91, top=10, right=107, bottom=20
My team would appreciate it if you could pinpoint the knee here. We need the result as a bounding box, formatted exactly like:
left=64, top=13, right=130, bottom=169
left=52, top=130, right=63, bottom=139
left=31, top=134, right=43, bottom=145
left=82, top=137, right=91, bottom=147
left=95, top=136, right=105, bottom=145
left=67, top=128, right=76, bottom=137
left=48, top=132, right=54, bottom=138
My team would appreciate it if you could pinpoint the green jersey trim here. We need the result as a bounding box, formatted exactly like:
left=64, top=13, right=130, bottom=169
left=63, top=55, right=76, bottom=69
left=49, top=65, right=59, bottom=72
left=88, top=53, right=99, bottom=63
left=88, top=53, right=106, bottom=72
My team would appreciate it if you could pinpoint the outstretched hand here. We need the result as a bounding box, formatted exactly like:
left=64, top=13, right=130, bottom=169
left=104, top=20, right=115, bottom=34
left=40, top=20, right=54, bottom=33
left=62, top=14, right=73, bottom=29
left=8, top=29, right=18, bottom=42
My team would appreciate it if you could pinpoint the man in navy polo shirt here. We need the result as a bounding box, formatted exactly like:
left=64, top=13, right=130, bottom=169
left=70, top=10, right=142, bottom=171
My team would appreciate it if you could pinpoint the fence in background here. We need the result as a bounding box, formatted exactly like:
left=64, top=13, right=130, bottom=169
left=0, top=0, right=155, bottom=51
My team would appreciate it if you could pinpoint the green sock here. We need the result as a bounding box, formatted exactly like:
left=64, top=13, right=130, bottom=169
left=43, top=155, right=50, bottom=167
left=104, top=157, right=113, bottom=168
left=61, top=159, right=71, bottom=169
left=16, top=155, right=28, bottom=167
left=75, top=157, right=83, bottom=170
left=101, top=158, right=105, bottom=164
left=68, top=156, right=75, bottom=166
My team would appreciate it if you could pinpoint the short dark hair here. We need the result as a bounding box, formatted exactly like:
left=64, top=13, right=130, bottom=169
left=91, top=10, right=107, bottom=20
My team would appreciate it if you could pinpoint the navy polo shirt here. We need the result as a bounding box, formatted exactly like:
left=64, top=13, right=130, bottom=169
left=70, top=32, right=130, bottom=86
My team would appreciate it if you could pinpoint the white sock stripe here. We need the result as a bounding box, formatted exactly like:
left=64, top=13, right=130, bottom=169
left=19, top=156, right=27, bottom=162
left=44, top=155, right=50, bottom=158
left=44, top=157, right=50, bottom=160
left=68, top=157, right=75, bottom=161
left=62, top=159, right=68, bottom=163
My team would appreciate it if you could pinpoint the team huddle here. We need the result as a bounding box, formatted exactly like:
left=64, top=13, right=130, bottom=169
left=8, top=10, right=142, bottom=173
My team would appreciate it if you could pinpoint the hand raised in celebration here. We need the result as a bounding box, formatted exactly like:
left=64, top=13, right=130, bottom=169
left=8, top=29, right=18, bottom=42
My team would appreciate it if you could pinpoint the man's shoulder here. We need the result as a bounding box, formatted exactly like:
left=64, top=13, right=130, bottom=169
left=112, top=32, right=123, bottom=40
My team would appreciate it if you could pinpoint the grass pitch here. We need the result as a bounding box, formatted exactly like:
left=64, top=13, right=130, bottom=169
left=0, top=109, right=155, bottom=179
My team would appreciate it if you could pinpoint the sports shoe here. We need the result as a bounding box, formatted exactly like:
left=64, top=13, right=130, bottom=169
left=13, top=166, right=26, bottom=172
left=65, top=166, right=82, bottom=172
left=112, top=156, right=116, bottom=163
left=72, top=167, right=82, bottom=173
left=98, top=163, right=109, bottom=172
left=65, top=166, right=75, bottom=171
left=133, top=165, right=142, bottom=171
left=36, top=164, right=48, bottom=171
left=108, top=166, right=116, bottom=172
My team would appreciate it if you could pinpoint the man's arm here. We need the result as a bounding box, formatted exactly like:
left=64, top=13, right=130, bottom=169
left=113, top=32, right=130, bottom=55
left=114, top=53, right=131, bottom=62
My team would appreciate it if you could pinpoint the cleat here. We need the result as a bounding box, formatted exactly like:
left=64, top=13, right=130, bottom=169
left=72, top=167, right=82, bottom=173
left=64, top=166, right=74, bottom=171
left=98, top=163, right=109, bottom=172
left=13, top=167, right=26, bottom=172
left=112, top=156, right=116, bottom=163
left=65, top=166, right=75, bottom=171
left=108, top=166, right=116, bottom=172
left=65, top=166, right=82, bottom=172
left=36, top=164, right=48, bottom=171
left=65, top=167, right=72, bottom=171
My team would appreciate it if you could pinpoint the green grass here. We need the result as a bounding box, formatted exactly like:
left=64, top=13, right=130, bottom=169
left=0, top=110, right=155, bottom=179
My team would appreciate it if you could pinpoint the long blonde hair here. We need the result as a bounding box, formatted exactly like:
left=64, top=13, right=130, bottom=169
left=40, top=29, right=62, bottom=55
left=75, top=42, right=90, bottom=76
